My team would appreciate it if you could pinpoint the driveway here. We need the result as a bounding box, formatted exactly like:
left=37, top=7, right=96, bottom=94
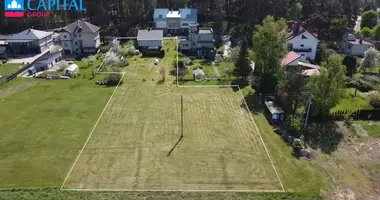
left=354, top=16, right=361, bottom=33
left=222, top=35, right=231, bottom=58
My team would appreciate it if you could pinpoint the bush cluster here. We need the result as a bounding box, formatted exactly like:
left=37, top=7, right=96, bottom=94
left=369, top=92, right=380, bottom=108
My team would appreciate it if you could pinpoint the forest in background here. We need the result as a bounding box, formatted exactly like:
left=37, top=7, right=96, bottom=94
left=0, top=0, right=374, bottom=41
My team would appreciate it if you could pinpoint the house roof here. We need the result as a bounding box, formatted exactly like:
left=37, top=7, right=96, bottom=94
left=287, top=29, right=319, bottom=41
left=302, top=68, right=320, bottom=76
left=35, top=52, right=61, bottom=63
left=7, top=29, right=52, bottom=42
left=199, top=28, right=213, bottom=34
left=281, top=51, right=301, bottom=66
left=287, top=21, right=319, bottom=41
left=167, top=11, right=180, bottom=18
left=298, top=61, right=320, bottom=70
left=264, top=101, right=284, bottom=115
left=347, top=39, right=375, bottom=45
left=179, top=8, right=197, bottom=20
left=137, top=30, right=163, bottom=41
left=154, top=8, right=169, bottom=19
left=60, top=20, right=100, bottom=33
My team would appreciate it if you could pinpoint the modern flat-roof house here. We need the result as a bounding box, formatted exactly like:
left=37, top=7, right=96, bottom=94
left=340, top=33, right=375, bottom=57
left=286, top=21, right=319, bottom=61
left=6, top=29, right=53, bottom=55
left=154, top=8, right=197, bottom=34
left=179, top=23, right=215, bottom=59
left=137, top=30, right=163, bottom=52
left=59, top=20, right=101, bottom=55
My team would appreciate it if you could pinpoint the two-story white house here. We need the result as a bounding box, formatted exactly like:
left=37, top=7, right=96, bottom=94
left=153, top=8, right=197, bottom=35
left=179, top=23, right=215, bottom=59
left=59, top=20, right=101, bottom=55
left=137, top=30, right=163, bottom=50
left=286, top=22, right=319, bottom=61
left=6, top=29, right=53, bottom=55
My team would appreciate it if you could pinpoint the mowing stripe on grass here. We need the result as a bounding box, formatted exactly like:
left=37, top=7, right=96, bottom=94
left=60, top=73, right=125, bottom=190
left=173, top=37, right=285, bottom=192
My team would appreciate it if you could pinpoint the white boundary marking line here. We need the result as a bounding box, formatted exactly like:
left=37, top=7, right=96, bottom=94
left=174, top=37, right=285, bottom=192
left=61, top=38, right=285, bottom=192
left=60, top=44, right=124, bottom=189
left=61, top=188, right=284, bottom=192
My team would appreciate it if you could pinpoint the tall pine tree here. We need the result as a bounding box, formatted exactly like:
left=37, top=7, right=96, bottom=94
left=233, top=39, right=252, bottom=80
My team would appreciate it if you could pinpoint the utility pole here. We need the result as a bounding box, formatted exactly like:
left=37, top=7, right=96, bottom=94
left=304, top=94, right=313, bottom=129
left=181, top=95, right=184, bottom=138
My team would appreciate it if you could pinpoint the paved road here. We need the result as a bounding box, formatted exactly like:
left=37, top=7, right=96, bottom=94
left=354, top=16, right=362, bottom=33
left=222, top=35, right=231, bottom=58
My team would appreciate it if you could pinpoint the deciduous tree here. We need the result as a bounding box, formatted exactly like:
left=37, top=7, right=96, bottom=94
left=361, top=10, right=377, bottom=29
left=360, top=47, right=378, bottom=71
left=308, top=54, right=346, bottom=117
left=253, top=16, right=288, bottom=94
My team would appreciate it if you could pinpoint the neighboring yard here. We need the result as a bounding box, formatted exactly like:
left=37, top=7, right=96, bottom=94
left=0, top=78, right=114, bottom=187
left=330, top=88, right=373, bottom=114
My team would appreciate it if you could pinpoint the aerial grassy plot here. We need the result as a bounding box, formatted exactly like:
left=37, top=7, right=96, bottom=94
left=62, top=83, right=281, bottom=190
left=0, top=77, right=114, bottom=188
left=0, top=63, right=25, bottom=77
left=0, top=40, right=328, bottom=197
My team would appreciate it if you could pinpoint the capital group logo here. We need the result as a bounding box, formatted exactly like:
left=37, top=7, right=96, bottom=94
left=4, top=0, right=24, bottom=17
left=4, top=0, right=87, bottom=18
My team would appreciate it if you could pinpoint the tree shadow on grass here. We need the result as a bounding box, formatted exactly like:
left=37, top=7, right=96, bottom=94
left=240, top=92, right=264, bottom=115
left=231, top=79, right=248, bottom=92
left=303, top=122, right=344, bottom=154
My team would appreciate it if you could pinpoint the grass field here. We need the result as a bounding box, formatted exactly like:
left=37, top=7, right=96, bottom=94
left=0, top=78, right=114, bottom=188
left=62, top=82, right=281, bottom=190
left=0, top=40, right=328, bottom=197
left=0, top=63, right=25, bottom=77
left=0, top=188, right=323, bottom=200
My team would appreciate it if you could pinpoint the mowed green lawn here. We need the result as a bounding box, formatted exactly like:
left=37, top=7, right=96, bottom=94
left=0, top=63, right=25, bottom=77
left=0, top=78, right=114, bottom=188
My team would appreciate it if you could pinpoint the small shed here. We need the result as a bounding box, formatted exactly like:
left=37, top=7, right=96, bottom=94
left=64, top=64, right=79, bottom=77
left=193, top=68, right=205, bottom=82
left=264, top=101, right=285, bottom=124
left=27, top=66, right=37, bottom=75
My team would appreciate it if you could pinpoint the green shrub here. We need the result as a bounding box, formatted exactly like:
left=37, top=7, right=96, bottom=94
left=99, top=46, right=110, bottom=53
left=369, top=92, right=380, bottom=108
left=292, top=138, right=305, bottom=152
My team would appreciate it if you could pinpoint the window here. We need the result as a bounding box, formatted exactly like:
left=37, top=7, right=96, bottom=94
left=79, top=34, right=81, bottom=37
left=301, top=54, right=306, bottom=56
left=159, top=14, right=162, bottom=18
left=287, top=43, right=293, bottom=50
left=64, top=35, right=67, bottom=39
left=300, top=44, right=304, bottom=47
left=182, top=23, right=189, bottom=26
left=301, top=35, right=308, bottom=39
left=76, top=48, right=79, bottom=51
left=64, top=43, right=67, bottom=47
left=75, top=42, right=77, bottom=45
left=73, top=34, right=77, bottom=37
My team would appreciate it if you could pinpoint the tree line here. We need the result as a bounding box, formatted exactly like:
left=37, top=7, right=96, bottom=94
left=0, top=0, right=362, bottom=41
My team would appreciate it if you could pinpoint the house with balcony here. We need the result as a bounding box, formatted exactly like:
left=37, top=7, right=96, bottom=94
left=179, top=23, right=215, bottom=59
left=6, top=29, right=53, bottom=55
left=153, top=8, right=197, bottom=35
left=59, top=20, right=101, bottom=55
left=286, top=21, right=319, bottom=61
